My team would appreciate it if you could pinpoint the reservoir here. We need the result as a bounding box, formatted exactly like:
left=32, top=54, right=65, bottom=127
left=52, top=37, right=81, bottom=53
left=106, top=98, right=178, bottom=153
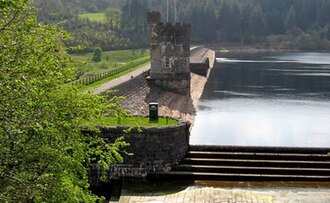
left=190, top=51, right=330, bottom=147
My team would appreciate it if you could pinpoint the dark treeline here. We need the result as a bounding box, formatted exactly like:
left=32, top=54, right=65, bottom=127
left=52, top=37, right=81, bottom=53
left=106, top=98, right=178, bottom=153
left=33, top=0, right=129, bottom=52
left=34, top=0, right=330, bottom=51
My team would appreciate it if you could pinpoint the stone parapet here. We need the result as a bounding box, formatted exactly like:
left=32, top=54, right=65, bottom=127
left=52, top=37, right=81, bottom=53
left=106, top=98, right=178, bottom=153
left=190, top=47, right=216, bottom=77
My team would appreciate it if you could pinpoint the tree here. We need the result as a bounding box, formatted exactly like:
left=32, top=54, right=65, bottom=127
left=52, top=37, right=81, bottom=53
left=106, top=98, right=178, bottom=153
left=285, top=6, right=297, bottom=31
left=105, top=7, right=122, bottom=30
left=0, top=1, right=128, bottom=202
left=296, top=33, right=316, bottom=50
left=92, top=47, right=102, bottom=62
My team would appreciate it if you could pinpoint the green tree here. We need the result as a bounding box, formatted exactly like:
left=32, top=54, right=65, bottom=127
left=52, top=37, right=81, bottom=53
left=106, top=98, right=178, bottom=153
left=105, top=7, right=122, bottom=30
left=285, top=6, right=297, bottom=31
left=92, top=47, right=102, bottom=62
left=296, top=33, right=316, bottom=50
left=0, top=1, right=127, bottom=202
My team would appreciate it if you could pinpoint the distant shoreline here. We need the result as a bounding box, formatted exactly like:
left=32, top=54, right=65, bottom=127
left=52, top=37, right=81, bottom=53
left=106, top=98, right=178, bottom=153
left=205, top=43, right=330, bottom=54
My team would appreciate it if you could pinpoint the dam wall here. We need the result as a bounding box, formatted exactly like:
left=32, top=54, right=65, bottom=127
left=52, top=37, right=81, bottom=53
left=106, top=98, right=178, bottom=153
left=111, top=46, right=215, bottom=125
left=91, top=46, right=215, bottom=184
left=190, top=46, right=215, bottom=77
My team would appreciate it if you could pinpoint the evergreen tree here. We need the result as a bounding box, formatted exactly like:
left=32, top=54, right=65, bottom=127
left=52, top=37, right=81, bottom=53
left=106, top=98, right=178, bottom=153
left=92, top=47, right=102, bottom=62
left=285, top=6, right=297, bottom=31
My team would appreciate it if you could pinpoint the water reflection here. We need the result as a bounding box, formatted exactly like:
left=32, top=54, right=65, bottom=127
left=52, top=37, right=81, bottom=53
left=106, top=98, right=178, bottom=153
left=191, top=52, right=330, bottom=147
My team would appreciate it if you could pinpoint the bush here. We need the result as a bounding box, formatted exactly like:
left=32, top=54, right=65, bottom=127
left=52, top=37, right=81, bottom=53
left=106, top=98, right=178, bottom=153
left=92, top=47, right=102, bottom=62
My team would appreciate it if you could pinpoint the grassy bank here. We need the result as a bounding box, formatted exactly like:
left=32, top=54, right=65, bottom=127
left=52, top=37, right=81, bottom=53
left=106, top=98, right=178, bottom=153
left=71, top=49, right=149, bottom=77
left=79, top=12, right=106, bottom=23
left=83, top=116, right=178, bottom=127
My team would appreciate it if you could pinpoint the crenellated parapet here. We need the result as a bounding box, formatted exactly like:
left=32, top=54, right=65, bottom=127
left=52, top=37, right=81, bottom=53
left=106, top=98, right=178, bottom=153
left=147, top=11, right=161, bottom=24
left=155, top=22, right=191, bottom=35
left=150, top=23, right=191, bottom=49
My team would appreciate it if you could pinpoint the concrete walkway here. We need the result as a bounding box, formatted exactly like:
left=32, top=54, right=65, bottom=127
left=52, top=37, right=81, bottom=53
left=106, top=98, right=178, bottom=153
left=118, top=185, right=330, bottom=203
left=92, top=63, right=151, bottom=95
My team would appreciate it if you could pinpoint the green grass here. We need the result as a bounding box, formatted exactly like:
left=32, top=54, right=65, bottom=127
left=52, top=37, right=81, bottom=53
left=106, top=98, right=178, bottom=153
left=72, top=49, right=148, bottom=63
left=79, top=12, right=106, bottom=23
left=71, top=49, right=149, bottom=77
left=83, top=116, right=178, bottom=127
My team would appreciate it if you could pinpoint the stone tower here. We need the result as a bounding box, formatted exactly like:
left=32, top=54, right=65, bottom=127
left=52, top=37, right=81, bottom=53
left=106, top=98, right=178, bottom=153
left=147, top=11, right=191, bottom=95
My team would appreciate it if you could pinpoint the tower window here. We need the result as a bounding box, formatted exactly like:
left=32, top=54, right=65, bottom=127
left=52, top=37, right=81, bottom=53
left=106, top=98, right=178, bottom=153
left=165, top=59, right=171, bottom=68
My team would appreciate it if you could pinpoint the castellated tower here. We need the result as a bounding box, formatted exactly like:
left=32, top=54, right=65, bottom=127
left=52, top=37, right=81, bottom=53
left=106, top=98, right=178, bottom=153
left=147, top=11, right=191, bottom=95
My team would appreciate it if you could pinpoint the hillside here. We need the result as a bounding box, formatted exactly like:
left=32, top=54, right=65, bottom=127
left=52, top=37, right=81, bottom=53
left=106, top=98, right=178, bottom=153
left=34, top=0, right=330, bottom=51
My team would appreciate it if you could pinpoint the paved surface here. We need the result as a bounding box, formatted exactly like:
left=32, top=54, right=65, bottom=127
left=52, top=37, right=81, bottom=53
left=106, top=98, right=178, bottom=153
left=92, top=63, right=151, bottom=94
left=118, top=186, right=330, bottom=203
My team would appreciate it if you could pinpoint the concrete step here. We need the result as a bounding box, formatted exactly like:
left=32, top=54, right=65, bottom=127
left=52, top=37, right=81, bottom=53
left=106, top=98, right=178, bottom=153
left=189, top=145, right=330, bottom=154
left=173, top=164, right=330, bottom=176
left=186, top=151, right=330, bottom=161
left=149, top=146, right=330, bottom=181
left=148, top=171, right=330, bottom=182
left=182, top=158, right=330, bottom=168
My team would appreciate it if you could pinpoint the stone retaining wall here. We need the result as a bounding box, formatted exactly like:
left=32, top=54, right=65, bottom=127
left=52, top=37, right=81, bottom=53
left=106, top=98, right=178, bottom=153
left=88, top=121, right=190, bottom=183
left=190, top=58, right=210, bottom=76
left=190, top=47, right=215, bottom=77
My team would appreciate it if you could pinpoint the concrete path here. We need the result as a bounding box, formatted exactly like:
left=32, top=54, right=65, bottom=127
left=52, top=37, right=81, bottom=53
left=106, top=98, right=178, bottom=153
left=118, top=186, right=330, bottom=203
left=92, top=63, right=151, bottom=95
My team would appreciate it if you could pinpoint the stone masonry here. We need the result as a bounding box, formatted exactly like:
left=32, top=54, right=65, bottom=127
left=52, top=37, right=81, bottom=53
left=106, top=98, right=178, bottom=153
left=86, top=122, right=190, bottom=184
left=147, top=11, right=191, bottom=95
left=111, top=47, right=215, bottom=125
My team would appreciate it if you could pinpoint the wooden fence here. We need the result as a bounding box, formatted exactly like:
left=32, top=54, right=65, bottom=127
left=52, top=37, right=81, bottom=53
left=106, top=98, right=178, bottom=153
left=72, top=57, right=150, bottom=86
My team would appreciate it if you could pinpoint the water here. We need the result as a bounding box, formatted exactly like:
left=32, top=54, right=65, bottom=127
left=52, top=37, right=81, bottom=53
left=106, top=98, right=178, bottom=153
left=190, top=52, right=330, bottom=147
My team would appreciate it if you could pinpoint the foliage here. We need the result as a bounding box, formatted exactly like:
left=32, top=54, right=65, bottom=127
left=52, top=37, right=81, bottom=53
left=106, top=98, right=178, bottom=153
left=92, top=47, right=102, bottom=62
left=0, top=1, right=128, bottom=202
left=119, top=0, right=149, bottom=48
left=105, top=8, right=122, bottom=30
left=64, top=16, right=131, bottom=53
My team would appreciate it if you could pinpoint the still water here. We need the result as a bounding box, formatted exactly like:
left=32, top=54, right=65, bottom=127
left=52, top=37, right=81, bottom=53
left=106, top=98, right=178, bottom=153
left=190, top=52, right=330, bottom=147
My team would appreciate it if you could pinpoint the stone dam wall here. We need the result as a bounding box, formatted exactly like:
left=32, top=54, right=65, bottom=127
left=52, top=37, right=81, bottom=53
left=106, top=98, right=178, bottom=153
left=190, top=46, right=215, bottom=77
left=111, top=47, right=215, bottom=125
left=89, top=47, right=215, bottom=184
